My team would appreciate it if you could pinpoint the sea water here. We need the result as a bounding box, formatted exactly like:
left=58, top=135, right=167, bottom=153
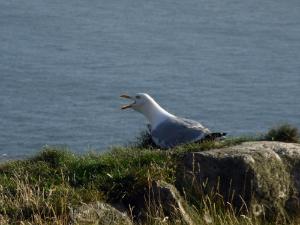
left=1, top=0, right=300, bottom=160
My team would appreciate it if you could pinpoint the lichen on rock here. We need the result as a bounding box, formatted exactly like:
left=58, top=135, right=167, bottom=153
left=70, top=202, right=133, bottom=225
left=176, top=141, right=300, bottom=220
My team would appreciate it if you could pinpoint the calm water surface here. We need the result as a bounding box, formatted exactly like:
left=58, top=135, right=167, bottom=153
left=1, top=0, right=300, bottom=160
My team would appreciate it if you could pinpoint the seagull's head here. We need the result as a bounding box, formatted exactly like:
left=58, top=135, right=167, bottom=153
left=120, top=93, right=154, bottom=113
left=120, top=93, right=173, bottom=128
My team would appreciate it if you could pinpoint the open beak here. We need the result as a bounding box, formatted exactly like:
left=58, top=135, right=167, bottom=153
left=120, top=94, right=134, bottom=110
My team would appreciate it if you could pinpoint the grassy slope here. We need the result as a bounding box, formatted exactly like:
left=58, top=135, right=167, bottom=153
left=0, top=124, right=299, bottom=225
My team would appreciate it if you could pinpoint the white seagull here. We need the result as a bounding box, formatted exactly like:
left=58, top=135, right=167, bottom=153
left=120, top=93, right=226, bottom=148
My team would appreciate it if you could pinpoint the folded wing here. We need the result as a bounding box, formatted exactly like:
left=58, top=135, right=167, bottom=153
left=151, top=117, right=211, bottom=148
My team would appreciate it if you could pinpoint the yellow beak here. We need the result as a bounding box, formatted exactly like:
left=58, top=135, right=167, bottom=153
left=120, top=94, right=133, bottom=110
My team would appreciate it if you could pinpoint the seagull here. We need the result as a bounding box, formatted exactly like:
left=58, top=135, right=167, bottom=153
left=120, top=93, right=226, bottom=148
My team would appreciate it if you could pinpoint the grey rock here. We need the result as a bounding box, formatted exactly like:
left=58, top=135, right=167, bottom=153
left=70, top=201, right=133, bottom=225
left=149, top=180, right=194, bottom=225
left=176, top=141, right=300, bottom=219
left=121, top=180, right=194, bottom=224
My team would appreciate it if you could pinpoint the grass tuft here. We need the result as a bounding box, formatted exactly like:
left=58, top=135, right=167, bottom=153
left=132, top=130, right=158, bottom=149
left=265, top=124, right=300, bottom=143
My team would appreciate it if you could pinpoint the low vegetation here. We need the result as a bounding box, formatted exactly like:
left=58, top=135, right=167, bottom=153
left=265, top=124, right=300, bottom=143
left=0, top=125, right=299, bottom=224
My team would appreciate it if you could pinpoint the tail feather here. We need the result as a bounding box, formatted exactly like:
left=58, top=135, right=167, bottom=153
left=202, top=132, right=227, bottom=142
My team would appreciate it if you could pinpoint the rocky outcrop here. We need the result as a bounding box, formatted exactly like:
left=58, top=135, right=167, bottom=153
left=176, top=141, right=300, bottom=219
left=71, top=141, right=300, bottom=224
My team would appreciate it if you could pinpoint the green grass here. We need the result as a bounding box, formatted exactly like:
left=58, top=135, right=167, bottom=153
left=0, top=127, right=299, bottom=224
left=0, top=144, right=175, bottom=224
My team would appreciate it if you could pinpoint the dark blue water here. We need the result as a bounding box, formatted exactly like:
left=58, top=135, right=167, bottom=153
left=1, top=0, right=300, bottom=160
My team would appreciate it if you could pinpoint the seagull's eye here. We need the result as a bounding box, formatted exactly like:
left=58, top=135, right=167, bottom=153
left=136, top=95, right=141, bottom=99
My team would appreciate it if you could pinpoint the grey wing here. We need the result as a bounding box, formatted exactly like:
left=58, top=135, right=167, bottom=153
left=151, top=117, right=210, bottom=148
left=180, top=118, right=210, bottom=131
